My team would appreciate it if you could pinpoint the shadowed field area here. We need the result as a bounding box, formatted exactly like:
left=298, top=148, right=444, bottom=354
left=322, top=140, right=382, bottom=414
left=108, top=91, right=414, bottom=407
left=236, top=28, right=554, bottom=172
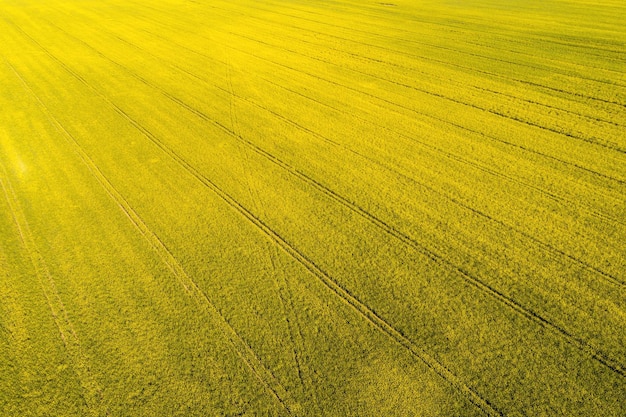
left=1, top=0, right=625, bottom=415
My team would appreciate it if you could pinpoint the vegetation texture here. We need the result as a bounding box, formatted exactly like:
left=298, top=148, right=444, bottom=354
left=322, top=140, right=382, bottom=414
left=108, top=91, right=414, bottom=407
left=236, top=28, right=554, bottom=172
left=1, top=0, right=625, bottom=415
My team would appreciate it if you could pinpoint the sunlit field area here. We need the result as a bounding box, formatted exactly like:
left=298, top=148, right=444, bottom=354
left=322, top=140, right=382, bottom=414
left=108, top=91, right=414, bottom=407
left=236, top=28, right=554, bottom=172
left=1, top=0, right=625, bottom=415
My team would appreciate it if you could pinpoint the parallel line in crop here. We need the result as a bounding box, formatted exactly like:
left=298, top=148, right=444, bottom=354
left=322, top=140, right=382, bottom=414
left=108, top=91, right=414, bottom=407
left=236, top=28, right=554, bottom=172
left=0, top=137, right=105, bottom=416
left=41, top=6, right=626, bottom=284
left=264, top=243, right=321, bottom=414
left=471, top=87, right=623, bottom=128
left=220, top=22, right=624, bottom=127
left=267, top=0, right=626, bottom=42
left=26, top=17, right=626, bottom=377
left=210, top=125, right=626, bottom=378
left=127, top=2, right=624, bottom=113
left=226, top=57, right=318, bottom=407
left=457, top=37, right=624, bottom=78
left=220, top=24, right=625, bottom=129
left=3, top=47, right=299, bottom=417
left=105, top=101, right=505, bottom=417
left=7, top=17, right=505, bottom=415
left=212, top=77, right=626, bottom=289
left=205, top=0, right=626, bottom=94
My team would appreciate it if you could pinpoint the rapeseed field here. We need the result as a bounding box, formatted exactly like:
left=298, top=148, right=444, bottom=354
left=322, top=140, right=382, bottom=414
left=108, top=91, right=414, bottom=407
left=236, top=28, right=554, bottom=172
left=1, top=0, right=624, bottom=415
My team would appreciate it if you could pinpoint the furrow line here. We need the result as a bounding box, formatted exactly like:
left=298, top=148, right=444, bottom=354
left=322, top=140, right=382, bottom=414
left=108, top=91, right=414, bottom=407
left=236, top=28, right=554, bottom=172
left=267, top=247, right=312, bottom=409
left=248, top=28, right=625, bottom=126
left=472, top=86, right=624, bottom=128
left=279, top=266, right=323, bottom=415
left=91, top=67, right=502, bottom=416
left=176, top=0, right=626, bottom=56
left=94, top=34, right=626, bottom=372
left=250, top=21, right=626, bottom=107
left=119, top=110, right=505, bottom=417
left=45, top=14, right=626, bottom=296
left=261, top=0, right=626, bottom=46
left=213, top=119, right=626, bottom=377
left=231, top=9, right=626, bottom=89
left=229, top=90, right=626, bottom=287
left=105, top=12, right=626, bottom=184
left=228, top=60, right=317, bottom=410
left=461, top=37, right=626, bottom=79
left=99, top=12, right=626, bottom=183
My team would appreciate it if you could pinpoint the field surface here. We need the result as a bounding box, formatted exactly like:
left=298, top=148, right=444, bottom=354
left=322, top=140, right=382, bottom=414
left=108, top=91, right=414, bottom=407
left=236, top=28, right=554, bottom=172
left=1, top=0, right=625, bottom=415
